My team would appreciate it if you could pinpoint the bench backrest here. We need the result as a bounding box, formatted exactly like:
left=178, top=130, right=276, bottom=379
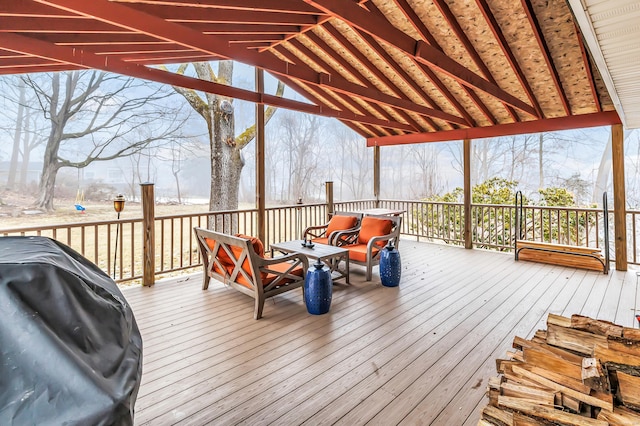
left=194, top=227, right=265, bottom=289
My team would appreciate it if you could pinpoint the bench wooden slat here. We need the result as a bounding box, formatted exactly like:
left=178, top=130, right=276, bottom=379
left=516, top=240, right=601, bottom=254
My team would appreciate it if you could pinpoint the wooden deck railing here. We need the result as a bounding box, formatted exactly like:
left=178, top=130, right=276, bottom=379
left=1, top=200, right=638, bottom=283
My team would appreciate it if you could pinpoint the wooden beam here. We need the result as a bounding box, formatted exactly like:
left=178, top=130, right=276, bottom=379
left=366, top=111, right=622, bottom=146
left=464, top=139, right=472, bottom=249
left=114, top=0, right=324, bottom=15
left=127, top=4, right=319, bottom=25
left=305, top=0, right=538, bottom=117
left=35, top=0, right=467, bottom=126
left=611, top=123, right=627, bottom=271
left=0, top=33, right=413, bottom=131
left=255, top=68, right=266, bottom=245
left=318, top=25, right=438, bottom=131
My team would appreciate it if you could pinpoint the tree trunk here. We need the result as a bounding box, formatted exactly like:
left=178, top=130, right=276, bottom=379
left=19, top=109, right=34, bottom=190
left=7, top=82, right=26, bottom=189
left=35, top=141, right=61, bottom=211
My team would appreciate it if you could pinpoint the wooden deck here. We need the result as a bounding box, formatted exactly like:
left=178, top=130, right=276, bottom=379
left=122, top=240, right=639, bottom=426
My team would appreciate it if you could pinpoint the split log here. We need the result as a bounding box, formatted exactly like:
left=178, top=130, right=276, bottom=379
left=547, top=313, right=572, bottom=328
left=561, top=394, right=581, bottom=413
left=571, top=314, right=623, bottom=337
left=511, top=365, right=613, bottom=411
left=522, top=347, right=582, bottom=381
left=513, top=336, right=583, bottom=364
left=581, top=357, right=609, bottom=393
left=594, top=344, right=640, bottom=376
left=519, top=364, right=591, bottom=394
left=497, top=396, right=608, bottom=426
left=546, top=324, right=607, bottom=356
left=512, top=412, right=553, bottom=425
left=622, top=327, right=640, bottom=341
left=597, top=405, right=640, bottom=425
left=616, top=371, right=640, bottom=411
left=500, top=382, right=556, bottom=406
left=607, top=335, right=640, bottom=357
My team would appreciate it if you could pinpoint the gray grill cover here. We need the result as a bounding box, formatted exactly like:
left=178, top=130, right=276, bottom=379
left=0, top=236, right=142, bottom=425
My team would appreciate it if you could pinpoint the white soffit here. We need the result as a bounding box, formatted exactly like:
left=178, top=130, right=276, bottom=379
left=568, top=0, right=640, bottom=129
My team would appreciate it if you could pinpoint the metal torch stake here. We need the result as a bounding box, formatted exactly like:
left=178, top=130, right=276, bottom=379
left=113, top=211, right=121, bottom=280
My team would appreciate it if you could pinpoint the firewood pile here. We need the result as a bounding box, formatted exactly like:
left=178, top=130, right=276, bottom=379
left=479, top=314, right=640, bottom=425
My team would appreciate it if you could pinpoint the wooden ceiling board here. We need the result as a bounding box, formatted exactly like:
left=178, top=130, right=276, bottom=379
left=488, top=0, right=565, bottom=119
left=531, top=0, right=598, bottom=116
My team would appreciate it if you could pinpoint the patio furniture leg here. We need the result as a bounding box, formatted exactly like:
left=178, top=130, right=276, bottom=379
left=254, top=296, right=265, bottom=320
left=202, top=274, right=210, bottom=290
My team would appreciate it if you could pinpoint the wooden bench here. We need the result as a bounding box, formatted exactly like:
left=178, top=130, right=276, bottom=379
left=194, top=227, right=308, bottom=319
left=515, top=240, right=608, bottom=274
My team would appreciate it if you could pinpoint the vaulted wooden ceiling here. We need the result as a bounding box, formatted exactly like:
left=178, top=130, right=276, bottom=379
left=0, top=0, right=622, bottom=145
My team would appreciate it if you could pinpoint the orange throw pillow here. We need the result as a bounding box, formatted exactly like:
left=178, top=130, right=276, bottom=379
left=235, top=234, right=265, bottom=257
left=357, top=217, right=393, bottom=247
left=326, top=215, right=358, bottom=236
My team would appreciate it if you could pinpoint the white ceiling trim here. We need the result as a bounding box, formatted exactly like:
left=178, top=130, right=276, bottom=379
left=568, top=0, right=640, bottom=129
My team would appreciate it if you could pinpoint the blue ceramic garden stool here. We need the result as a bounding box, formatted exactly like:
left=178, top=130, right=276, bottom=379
left=304, top=259, right=332, bottom=315
left=379, top=243, right=401, bottom=287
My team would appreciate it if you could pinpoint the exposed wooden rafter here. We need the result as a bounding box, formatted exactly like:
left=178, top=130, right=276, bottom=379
left=33, top=0, right=467, bottom=127
left=305, top=0, right=538, bottom=117
left=520, top=0, right=570, bottom=116
left=431, top=0, right=518, bottom=122
left=475, top=0, right=543, bottom=118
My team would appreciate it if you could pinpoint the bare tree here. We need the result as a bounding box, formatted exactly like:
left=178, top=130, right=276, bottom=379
left=331, top=122, right=371, bottom=200
left=276, top=112, right=323, bottom=201
left=166, top=61, right=284, bottom=213
left=410, top=144, right=445, bottom=198
left=22, top=71, right=185, bottom=210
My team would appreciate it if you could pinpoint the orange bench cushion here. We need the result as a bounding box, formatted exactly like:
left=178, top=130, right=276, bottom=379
left=326, top=215, right=358, bottom=236
left=311, top=237, right=330, bottom=245
left=357, top=217, right=393, bottom=247
left=345, top=243, right=380, bottom=263
left=262, top=262, right=305, bottom=287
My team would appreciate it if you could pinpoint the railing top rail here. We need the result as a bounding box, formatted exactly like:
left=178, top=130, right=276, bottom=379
left=0, top=217, right=143, bottom=234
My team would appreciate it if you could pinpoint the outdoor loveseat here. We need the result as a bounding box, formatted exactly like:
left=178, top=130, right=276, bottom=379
left=194, top=227, right=308, bottom=319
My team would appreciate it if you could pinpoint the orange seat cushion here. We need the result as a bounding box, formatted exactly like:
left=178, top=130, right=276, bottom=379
left=311, top=237, right=330, bottom=245
left=326, top=215, right=358, bottom=236
left=346, top=243, right=380, bottom=263
left=357, top=217, right=393, bottom=247
left=263, top=262, right=305, bottom=286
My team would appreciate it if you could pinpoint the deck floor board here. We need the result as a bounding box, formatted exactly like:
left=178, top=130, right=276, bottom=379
left=122, top=241, right=637, bottom=426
